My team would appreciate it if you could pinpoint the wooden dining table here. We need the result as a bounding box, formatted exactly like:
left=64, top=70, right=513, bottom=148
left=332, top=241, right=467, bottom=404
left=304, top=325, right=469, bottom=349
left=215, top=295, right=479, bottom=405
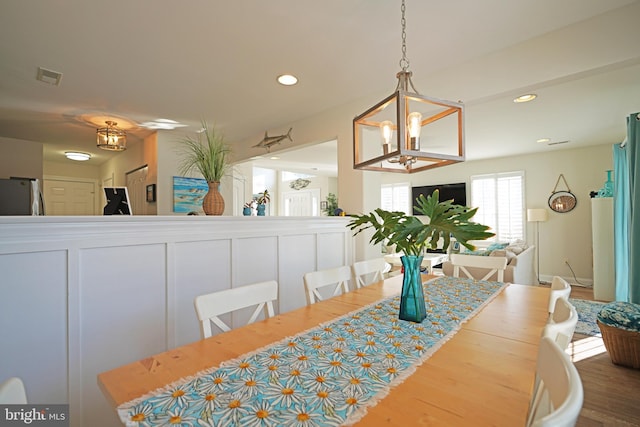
left=98, top=274, right=549, bottom=426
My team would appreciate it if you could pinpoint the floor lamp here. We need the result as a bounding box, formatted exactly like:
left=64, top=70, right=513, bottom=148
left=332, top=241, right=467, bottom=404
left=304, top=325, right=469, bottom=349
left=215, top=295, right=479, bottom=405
left=527, top=208, right=548, bottom=284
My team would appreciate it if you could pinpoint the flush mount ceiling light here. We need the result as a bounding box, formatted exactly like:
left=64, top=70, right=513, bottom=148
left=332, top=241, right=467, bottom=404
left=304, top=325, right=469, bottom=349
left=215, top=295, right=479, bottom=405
left=353, top=0, right=464, bottom=174
left=277, top=74, right=298, bottom=86
left=65, top=151, right=91, bottom=161
left=139, top=118, right=188, bottom=130
left=96, top=121, right=126, bottom=151
left=513, top=93, right=537, bottom=103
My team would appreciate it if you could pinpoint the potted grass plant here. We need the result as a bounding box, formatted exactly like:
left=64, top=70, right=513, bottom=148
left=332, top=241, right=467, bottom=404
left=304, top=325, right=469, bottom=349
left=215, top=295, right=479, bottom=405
left=347, top=190, right=494, bottom=322
left=177, top=121, right=232, bottom=215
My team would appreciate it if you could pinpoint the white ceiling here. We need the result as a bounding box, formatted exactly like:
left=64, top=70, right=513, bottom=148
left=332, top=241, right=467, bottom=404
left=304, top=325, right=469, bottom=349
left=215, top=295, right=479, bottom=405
left=1, top=1, right=639, bottom=177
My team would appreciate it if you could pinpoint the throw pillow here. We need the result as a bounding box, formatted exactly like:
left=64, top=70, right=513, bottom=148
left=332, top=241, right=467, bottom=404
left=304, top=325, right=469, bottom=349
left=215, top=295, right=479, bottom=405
left=465, top=249, right=489, bottom=256
left=506, top=239, right=528, bottom=255
left=490, top=249, right=517, bottom=264
left=486, top=242, right=509, bottom=252
left=506, top=245, right=523, bottom=255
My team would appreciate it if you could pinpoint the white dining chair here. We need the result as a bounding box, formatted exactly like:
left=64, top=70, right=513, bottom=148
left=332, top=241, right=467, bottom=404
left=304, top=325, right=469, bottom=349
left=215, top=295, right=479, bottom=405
left=0, top=377, right=27, bottom=404
left=548, top=276, right=572, bottom=316
left=352, top=258, right=390, bottom=288
left=194, top=280, right=278, bottom=338
left=450, top=253, right=508, bottom=282
left=526, top=336, right=584, bottom=427
left=303, top=265, right=351, bottom=305
left=543, top=298, right=578, bottom=351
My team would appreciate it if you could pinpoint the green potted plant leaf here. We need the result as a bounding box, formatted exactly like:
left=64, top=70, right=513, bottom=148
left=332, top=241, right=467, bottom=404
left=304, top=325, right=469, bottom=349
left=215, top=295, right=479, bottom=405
left=243, top=200, right=255, bottom=216
left=256, top=189, right=270, bottom=216
left=323, top=193, right=339, bottom=216
left=177, top=121, right=231, bottom=215
left=347, top=190, right=494, bottom=322
left=348, top=190, right=494, bottom=255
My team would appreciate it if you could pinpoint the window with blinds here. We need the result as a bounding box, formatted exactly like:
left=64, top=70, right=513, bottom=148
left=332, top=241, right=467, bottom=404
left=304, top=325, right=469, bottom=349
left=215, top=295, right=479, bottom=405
left=381, top=183, right=410, bottom=214
left=470, top=171, right=524, bottom=242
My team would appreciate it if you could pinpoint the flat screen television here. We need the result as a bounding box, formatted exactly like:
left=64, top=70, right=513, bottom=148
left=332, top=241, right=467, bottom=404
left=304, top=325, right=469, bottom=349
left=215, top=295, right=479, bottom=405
left=103, top=187, right=132, bottom=215
left=411, top=182, right=467, bottom=215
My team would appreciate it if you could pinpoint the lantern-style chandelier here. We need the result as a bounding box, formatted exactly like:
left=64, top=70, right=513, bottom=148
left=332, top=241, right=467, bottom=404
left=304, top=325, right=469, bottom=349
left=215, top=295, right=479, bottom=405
left=353, top=0, right=465, bottom=173
left=97, top=120, right=127, bottom=151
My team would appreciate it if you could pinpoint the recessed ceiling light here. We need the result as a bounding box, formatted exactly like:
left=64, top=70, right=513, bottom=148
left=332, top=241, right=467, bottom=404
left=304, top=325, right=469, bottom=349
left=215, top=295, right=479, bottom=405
left=65, top=151, right=91, bottom=161
left=513, top=94, right=537, bottom=103
left=270, top=156, right=280, bottom=160
left=536, top=138, right=551, bottom=143
left=277, top=74, right=298, bottom=86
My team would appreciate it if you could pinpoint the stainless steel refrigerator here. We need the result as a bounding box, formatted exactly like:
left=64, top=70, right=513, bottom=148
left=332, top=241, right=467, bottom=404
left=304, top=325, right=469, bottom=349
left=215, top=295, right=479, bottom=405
left=0, top=178, right=45, bottom=215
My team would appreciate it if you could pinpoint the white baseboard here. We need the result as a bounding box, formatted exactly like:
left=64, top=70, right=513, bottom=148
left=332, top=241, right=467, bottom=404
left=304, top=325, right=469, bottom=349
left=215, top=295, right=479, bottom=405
left=539, top=274, right=593, bottom=288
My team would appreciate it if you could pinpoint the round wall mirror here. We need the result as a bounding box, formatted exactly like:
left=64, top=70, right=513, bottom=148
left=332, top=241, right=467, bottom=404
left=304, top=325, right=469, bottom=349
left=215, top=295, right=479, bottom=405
left=548, top=191, right=577, bottom=213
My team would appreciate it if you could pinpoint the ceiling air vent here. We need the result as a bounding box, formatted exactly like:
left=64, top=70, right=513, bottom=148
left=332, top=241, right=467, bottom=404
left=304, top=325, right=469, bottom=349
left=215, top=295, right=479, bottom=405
left=548, top=140, right=569, bottom=146
left=36, top=67, right=63, bottom=86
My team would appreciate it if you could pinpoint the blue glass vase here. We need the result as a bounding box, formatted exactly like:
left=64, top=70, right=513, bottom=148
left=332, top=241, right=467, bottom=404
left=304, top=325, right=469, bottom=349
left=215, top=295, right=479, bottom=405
left=399, top=255, right=427, bottom=322
left=603, top=170, right=614, bottom=197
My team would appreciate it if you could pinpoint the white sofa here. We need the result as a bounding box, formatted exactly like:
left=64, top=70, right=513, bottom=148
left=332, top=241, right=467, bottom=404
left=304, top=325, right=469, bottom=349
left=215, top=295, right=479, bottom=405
left=442, top=242, right=537, bottom=285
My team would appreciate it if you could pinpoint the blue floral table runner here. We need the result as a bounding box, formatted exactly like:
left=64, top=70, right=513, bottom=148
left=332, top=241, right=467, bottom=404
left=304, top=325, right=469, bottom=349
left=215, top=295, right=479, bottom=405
left=118, top=276, right=505, bottom=426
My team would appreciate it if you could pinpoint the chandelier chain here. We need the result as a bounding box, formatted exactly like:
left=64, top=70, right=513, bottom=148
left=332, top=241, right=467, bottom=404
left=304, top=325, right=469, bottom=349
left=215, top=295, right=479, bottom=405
left=399, top=0, right=409, bottom=71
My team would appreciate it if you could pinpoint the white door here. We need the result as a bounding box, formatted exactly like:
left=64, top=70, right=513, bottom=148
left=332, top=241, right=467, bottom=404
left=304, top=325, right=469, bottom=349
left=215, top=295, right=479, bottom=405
left=282, top=189, right=320, bottom=216
left=102, top=174, right=113, bottom=189
left=126, top=166, right=148, bottom=215
left=43, top=179, right=96, bottom=215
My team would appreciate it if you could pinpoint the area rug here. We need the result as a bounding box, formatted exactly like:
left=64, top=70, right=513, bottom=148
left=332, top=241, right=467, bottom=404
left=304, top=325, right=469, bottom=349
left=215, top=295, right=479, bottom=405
left=116, top=277, right=506, bottom=427
left=569, top=298, right=607, bottom=337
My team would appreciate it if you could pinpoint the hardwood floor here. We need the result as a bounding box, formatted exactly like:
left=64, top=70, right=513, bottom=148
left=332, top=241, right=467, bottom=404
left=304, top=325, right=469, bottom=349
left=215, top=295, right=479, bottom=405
left=566, top=285, right=640, bottom=426
left=427, top=274, right=638, bottom=424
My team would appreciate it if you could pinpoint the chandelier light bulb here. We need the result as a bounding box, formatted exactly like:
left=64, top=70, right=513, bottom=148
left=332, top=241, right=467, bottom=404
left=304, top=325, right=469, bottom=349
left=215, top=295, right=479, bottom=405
left=407, top=112, right=422, bottom=138
left=380, top=121, right=393, bottom=144
left=407, top=112, right=422, bottom=150
left=380, top=120, right=393, bottom=154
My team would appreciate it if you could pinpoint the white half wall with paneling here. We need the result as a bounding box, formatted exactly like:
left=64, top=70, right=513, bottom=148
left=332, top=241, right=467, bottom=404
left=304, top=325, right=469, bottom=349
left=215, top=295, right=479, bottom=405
left=0, top=216, right=353, bottom=427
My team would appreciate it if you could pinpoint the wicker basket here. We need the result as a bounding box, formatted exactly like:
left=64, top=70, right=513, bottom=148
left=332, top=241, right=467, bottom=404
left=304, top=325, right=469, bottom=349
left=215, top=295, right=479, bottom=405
left=202, top=182, right=224, bottom=216
left=597, top=320, right=640, bottom=369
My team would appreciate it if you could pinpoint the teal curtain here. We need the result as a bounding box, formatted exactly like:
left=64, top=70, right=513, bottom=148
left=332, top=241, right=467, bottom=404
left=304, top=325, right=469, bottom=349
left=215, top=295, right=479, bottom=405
left=626, top=112, right=640, bottom=303
left=614, top=142, right=629, bottom=301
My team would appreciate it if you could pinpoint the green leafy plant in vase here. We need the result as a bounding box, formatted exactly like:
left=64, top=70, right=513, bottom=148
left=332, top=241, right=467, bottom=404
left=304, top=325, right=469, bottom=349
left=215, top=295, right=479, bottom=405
left=177, top=121, right=231, bottom=215
left=256, top=189, right=270, bottom=216
left=347, top=190, right=494, bottom=322
left=323, top=193, right=339, bottom=216
left=243, top=200, right=256, bottom=216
